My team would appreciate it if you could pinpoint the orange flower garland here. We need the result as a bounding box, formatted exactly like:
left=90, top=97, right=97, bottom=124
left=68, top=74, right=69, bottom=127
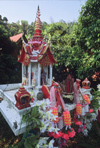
left=83, top=94, right=90, bottom=104
left=52, top=107, right=59, bottom=123
left=76, top=103, right=82, bottom=115
left=63, top=110, right=71, bottom=126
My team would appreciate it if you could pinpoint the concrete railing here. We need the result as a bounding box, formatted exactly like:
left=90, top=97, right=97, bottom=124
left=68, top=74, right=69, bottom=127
left=0, top=83, right=21, bottom=91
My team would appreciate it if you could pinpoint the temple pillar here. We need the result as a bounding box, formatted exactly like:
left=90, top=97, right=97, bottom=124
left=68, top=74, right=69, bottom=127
left=38, top=63, right=41, bottom=87
left=22, top=64, right=24, bottom=83
left=28, top=63, right=31, bottom=86
left=47, top=66, right=48, bottom=84
left=50, top=64, right=52, bottom=86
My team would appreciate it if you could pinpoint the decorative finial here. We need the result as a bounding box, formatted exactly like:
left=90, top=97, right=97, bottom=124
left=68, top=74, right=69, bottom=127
left=36, top=5, right=41, bottom=18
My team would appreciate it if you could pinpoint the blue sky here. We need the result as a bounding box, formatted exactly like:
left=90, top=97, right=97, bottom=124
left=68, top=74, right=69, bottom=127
left=0, top=0, right=87, bottom=24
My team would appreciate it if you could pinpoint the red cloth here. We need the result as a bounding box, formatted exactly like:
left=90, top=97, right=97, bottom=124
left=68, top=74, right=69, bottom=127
left=42, top=85, right=50, bottom=99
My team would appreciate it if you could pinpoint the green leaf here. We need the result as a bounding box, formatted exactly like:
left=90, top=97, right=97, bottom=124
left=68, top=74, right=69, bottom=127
left=31, top=106, right=39, bottom=117
left=32, top=117, right=41, bottom=126
left=24, top=140, right=33, bottom=148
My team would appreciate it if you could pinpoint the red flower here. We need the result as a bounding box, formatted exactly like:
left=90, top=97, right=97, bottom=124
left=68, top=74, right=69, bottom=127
left=89, top=109, right=93, bottom=113
left=48, top=132, right=54, bottom=137
left=74, top=119, right=82, bottom=126
left=83, top=125, right=86, bottom=129
left=68, top=128, right=75, bottom=138
left=48, top=132, right=62, bottom=138
left=30, top=98, right=34, bottom=102
left=62, top=133, right=69, bottom=140
left=53, top=132, right=62, bottom=138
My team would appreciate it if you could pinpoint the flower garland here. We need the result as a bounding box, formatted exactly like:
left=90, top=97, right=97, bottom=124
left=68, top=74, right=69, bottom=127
left=27, top=97, right=75, bottom=147
left=27, top=83, right=100, bottom=147
left=73, top=84, right=100, bottom=137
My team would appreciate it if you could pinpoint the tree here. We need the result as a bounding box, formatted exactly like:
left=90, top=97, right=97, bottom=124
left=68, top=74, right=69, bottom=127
left=3, top=16, right=8, bottom=24
left=42, top=21, right=48, bottom=33
left=0, top=54, right=21, bottom=84
left=27, top=23, right=35, bottom=38
left=8, top=23, right=20, bottom=36
left=0, top=19, right=21, bottom=84
left=71, top=0, right=100, bottom=79
left=21, top=20, right=28, bottom=34
left=0, top=21, right=18, bottom=55
left=44, top=22, right=76, bottom=81
left=76, top=0, right=100, bottom=51
left=58, top=0, right=100, bottom=82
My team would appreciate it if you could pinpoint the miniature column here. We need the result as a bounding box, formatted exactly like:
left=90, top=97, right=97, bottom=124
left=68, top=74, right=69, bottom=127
left=28, top=63, right=31, bottom=86
left=47, top=66, right=48, bottom=84
left=38, top=63, right=41, bottom=87
left=22, top=64, right=24, bottom=83
left=50, top=64, right=52, bottom=86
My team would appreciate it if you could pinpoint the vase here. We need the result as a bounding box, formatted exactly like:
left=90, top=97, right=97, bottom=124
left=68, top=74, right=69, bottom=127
left=37, top=91, right=43, bottom=100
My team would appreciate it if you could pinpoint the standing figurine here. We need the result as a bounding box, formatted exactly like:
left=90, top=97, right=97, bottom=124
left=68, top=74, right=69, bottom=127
left=41, top=68, right=46, bottom=84
left=73, top=79, right=81, bottom=104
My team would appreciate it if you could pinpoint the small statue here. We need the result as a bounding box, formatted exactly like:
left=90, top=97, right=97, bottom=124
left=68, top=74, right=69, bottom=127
left=41, top=68, right=46, bottom=84
left=73, top=79, right=81, bottom=104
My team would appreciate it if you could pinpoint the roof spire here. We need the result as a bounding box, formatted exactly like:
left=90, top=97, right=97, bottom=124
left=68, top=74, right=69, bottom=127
left=36, top=5, right=41, bottom=18
left=32, top=6, right=43, bottom=42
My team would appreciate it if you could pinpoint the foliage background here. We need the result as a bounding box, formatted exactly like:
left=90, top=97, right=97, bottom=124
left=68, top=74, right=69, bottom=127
left=0, top=0, right=100, bottom=88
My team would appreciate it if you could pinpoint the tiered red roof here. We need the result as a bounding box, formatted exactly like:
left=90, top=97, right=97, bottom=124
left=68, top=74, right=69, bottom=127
left=18, top=6, right=57, bottom=66
left=38, top=43, right=56, bottom=65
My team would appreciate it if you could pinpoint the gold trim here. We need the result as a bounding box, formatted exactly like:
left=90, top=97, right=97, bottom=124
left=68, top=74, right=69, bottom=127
left=20, top=94, right=30, bottom=100
left=38, top=44, right=49, bottom=60
left=38, top=43, right=57, bottom=63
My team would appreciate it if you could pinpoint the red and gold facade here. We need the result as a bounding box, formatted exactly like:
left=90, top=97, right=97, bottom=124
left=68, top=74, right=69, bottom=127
left=18, top=6, right=56, bottom=66
left=18, top=6, right=57, bottom=87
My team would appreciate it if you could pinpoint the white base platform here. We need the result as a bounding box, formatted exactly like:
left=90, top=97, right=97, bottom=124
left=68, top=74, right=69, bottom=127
left=0, top=86, right=76, bottom=136
left=0, top=83, right=21, bottom=91
left=0, top=100, right=27, bottom=136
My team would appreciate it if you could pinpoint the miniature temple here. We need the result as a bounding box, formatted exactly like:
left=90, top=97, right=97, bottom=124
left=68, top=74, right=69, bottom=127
left=0, top=6, right=94, bottom=138
left=18, top=6, right=56, bottom=89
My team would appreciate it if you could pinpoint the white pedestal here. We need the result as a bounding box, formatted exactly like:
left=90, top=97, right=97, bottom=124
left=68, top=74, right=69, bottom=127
left=0, top=84, right=77, bottom=136
left=0, top=88, right=33, bottom=136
